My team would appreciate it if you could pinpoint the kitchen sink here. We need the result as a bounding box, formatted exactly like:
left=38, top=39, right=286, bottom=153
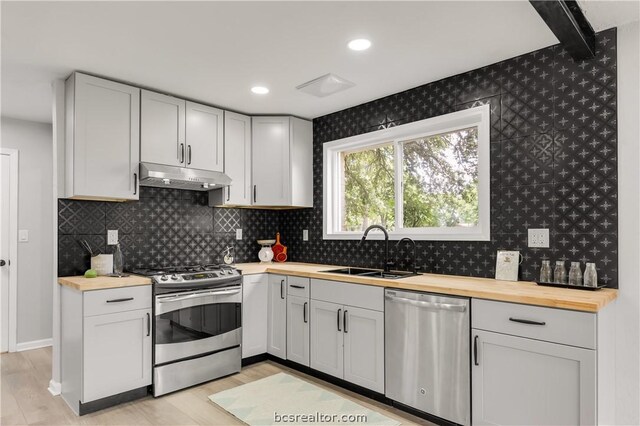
left=321, top=267, right=419, bottom=280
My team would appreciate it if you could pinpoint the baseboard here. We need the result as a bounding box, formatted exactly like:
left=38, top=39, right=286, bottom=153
left=48, top=379, right=62, bottom=396
left=16, top=338, right=52, bottom=352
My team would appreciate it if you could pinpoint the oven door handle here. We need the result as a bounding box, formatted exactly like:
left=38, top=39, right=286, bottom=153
left=157, top=288, right=241, bottom=303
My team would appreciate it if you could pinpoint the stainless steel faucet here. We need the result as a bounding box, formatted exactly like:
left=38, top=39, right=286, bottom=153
left=360, top=225, right=394, bottom=272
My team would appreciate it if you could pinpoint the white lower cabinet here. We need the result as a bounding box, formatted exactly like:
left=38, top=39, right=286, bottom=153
left=310, top=299, right=344, bottom=378
left=286, top=295, right=310, bottom=366
left=267, top=274, right=287, bottom=359
left=309, top=279, right=385, bottom=393
left=471, top=299, right=601, bottom=426
left=61, top=285, right=152, bottom=415
left=242, top=274, right=268, bottom=359
left=472, top=329, right=595, bottom=426
left=83, top=309, right=152, bottom=402
left=342, top=306, right=384, bottom=392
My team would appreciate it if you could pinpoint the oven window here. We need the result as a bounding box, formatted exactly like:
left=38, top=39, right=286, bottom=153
left=156, top=302, right=241, bottom=345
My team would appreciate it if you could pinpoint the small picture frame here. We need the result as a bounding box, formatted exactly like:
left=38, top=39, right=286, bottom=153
left=495, top=250, right=521, bottom=281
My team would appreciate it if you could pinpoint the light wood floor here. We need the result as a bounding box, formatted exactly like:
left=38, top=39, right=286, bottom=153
left=1, top=347, right=434, bottom=425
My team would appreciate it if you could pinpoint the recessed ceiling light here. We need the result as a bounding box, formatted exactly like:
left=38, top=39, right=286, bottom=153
left=348, top=38, right=371, bottom=51
left=251, top=86, right=269, bottom=95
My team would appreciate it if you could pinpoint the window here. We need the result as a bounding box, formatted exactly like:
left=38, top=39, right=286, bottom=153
left=324, top=105, right=490, bottom=240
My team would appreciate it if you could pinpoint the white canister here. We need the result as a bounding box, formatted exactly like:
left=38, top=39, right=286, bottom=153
left=91, top=254, right=113, bottom=276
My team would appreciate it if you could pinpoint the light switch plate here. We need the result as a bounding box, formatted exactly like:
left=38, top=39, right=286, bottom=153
left=528, top=228, right=549, bottom=248
left=18, top=229, right=29, bottom=242
left=303, top=229, right=309, bottom=241
left=236, top=229, right=243, bottom=240
left=107, top=230, right=118, bottom=245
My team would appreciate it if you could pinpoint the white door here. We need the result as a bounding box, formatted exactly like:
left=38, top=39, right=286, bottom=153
left=251, top=116, right=290, bottom=206
left=242, top=274, right=268, bottom=358
left=185, top=101, right=224, bottom=172
left=223, top=112, right=252, bottom=205
left=140, top=90, right=185, bottom=167
left=83, top=308, right=152, bottom=402
left=0, top=153, right=12, bottom=352
left=267, top=274, right=287, bottom=359
left=472, top=329, right=596, bottom=425
left=310, top=299, right=343, bottom=379
left=73, top=73, right=140, bottom=200
left=343, top=306, right=385, bottom=393
left=286, top=295, right=309, bottom=366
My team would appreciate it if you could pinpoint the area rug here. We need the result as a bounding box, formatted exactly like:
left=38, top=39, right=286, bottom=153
left=208, top=373, right=401, bottom=425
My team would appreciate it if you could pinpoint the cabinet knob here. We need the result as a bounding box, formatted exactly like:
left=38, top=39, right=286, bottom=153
left=0, top=259, right=6, bottom=267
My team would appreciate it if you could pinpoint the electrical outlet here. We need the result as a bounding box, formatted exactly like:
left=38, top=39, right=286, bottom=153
left=107, top=230, right=118, bottom=245
left=528, top=228, right=549, bottom=248
left=236, top=229, right=243, bottom=240
left=303, top=229, right=309, bottom=241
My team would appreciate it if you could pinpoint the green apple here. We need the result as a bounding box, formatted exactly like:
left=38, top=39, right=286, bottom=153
left=84, top=269, right=98, bottom=278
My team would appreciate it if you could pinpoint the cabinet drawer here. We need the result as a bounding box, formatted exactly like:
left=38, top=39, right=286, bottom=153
left=310, top=279, right=383, bottom=311
left=472, top=299, right=596, bottom=349
left=84, top=286, right=151, bottom=317
left=288, top=276, right=310, bottom=298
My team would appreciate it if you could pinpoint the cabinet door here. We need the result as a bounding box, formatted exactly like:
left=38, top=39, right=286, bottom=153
left=287, top=295, right=310, bottom=366
left=83, top=308, right=152, bottom=402
left=267, top=274, right=287, bottom=359
left=310, top=299, right=343, bottom=379
left=242, top=275, right=268, bottom=358
left=472, top=329, right=596, bottom=425
left=186, top=101, right=224, bottom=172
left=223, top=112, right=252, bottom=205
left=252, top=116, right=290, bottom=206
left=140, top=90, right=185, bottom=167
left=343, top=306, right=384, bottom=393
left=290, top=117, right=313, bottom=207
left=71, top=73, right=140, bottom=200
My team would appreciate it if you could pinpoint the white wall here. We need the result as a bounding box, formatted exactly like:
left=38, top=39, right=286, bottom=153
left=616, top=20, right=640, bottom=425
left=0, top=117, right=53, bottom=346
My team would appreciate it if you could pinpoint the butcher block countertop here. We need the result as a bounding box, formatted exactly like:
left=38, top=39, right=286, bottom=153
left=236, top=262, right=617, bottom=313
left=58, top=275, right=151, bottom=291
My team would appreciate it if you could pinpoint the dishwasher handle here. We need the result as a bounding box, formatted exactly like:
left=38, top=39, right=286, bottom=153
left=385, top=294, right=467, bottom=312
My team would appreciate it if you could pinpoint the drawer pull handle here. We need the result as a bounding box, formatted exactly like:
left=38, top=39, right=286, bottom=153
left=146, top=312, right=150, bottom=336
left=303, top=302, right=308, bottom=323
left=290, top=285, right=305, bottom=289
left=106, top=297, right=134, bottom=303
left=474, top=335, right=479, bottom=366
left=344, top=310, right=348, bottom=333
left=280, top=280, right=285, bottom=299
left=509, top=317, right=546, bottom=326
left=337, top=308, right=342, bottom=332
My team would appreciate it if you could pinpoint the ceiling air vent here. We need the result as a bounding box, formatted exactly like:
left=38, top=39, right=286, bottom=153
left=296, top=73, right=355, bottom=98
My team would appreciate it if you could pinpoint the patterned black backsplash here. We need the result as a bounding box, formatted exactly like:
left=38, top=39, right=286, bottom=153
left=58, top=28, right=618, bottom=287
left=58, top=188, right=280, bottom=276
left=280, top=28, right=618, bottom=288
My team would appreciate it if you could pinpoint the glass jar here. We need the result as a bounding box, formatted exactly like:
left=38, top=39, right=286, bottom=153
left=554, top=260, right=567, bottom=284
left=568, top=261, right=582, bottom=286
left=539, top=260, right=552, bottom=282
left=584, top=263, right=598, bottom=288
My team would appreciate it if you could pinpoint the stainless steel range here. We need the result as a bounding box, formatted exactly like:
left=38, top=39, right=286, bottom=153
left=131, top=264, right=242, bottom=396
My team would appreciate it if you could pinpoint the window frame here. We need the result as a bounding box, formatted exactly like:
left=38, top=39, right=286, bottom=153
left=323, top=104, right=491, bottom=241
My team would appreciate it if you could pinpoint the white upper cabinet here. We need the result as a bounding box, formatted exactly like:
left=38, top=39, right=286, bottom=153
left=141, top=91, right=223, bottom=172
left=220, top=112, right=252, bottom=205
left=65, top=73, right=140, bottom=200
left=140, top=90, right=185, bottom=167
left=185, top=101, right=224, bottom=172
left=251, top=116, right=313, bottom=207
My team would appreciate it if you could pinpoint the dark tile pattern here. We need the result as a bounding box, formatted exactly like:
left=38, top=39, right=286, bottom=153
left=58, top=29, right=618, bottom=287
left=58, top=187, right=278, bottom=276
left=283, top=29, right=618, bottom=288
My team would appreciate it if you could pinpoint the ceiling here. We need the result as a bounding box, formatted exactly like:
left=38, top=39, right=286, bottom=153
left=1, top=1, right=638, bottom=124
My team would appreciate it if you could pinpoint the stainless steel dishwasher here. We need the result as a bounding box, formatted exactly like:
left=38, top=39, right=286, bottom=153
left=385, top=289, right=470, bottom=426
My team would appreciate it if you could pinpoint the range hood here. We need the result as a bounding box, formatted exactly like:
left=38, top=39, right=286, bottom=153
left=139, top=163, right=231, bottom=191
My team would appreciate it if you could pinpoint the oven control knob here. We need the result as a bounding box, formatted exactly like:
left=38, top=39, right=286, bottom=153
left=160, top=275, right=168, bottom=281
left=170, top=274, right=179, bottom=280
left=220, top=269, right=228, bottom=275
